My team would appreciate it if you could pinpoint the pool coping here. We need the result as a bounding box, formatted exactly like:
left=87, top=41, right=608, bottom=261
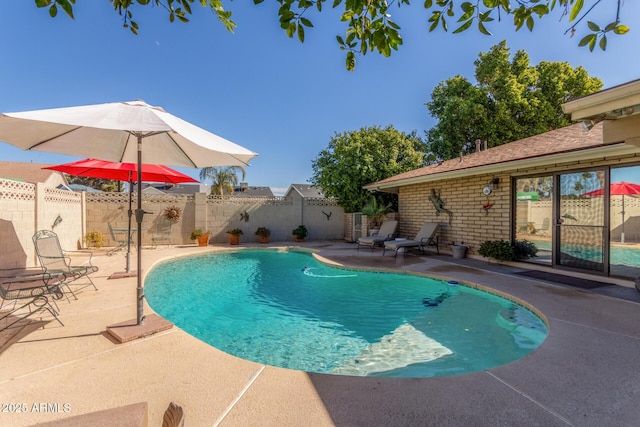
left=1, top=241, right=639, bottom=426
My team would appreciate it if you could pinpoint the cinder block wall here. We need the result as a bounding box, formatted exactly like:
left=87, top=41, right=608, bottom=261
left=85, top=193, right=345, bottom=246
left=0, top=180, right=84, bottom=267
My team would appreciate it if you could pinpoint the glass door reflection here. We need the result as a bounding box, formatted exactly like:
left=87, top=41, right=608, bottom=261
left=610, top=166, right=640, bottom=278
left=556, top=170, right=606, bottom=272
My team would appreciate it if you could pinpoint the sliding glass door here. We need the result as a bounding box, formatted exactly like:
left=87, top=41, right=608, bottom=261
left=609, top=166, right=640, bottom=279
left=514, top=175, right=553, bottom=265
left=556, top=170, right=607, bottom=272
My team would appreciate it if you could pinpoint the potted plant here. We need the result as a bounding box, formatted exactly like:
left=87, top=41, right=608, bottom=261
left=191, top=229, right=211, bottom=247
left=255, top=227, right=271, bottom=244
left=227, top=228, right=243, bottom=245
left=292, top=225, right=308, bottom=242
left=361, top=196, right=392, bottom=235
left=84, top=231, right=105, bottom=248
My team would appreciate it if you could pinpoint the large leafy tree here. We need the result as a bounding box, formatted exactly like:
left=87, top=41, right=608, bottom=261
left=425, top=41, right=603, bottom=161
left=65, top=175, right=120, bottom=192
left=199, top=166, right=245, bottom=198
left=38, top=1, right=630, bottom=70
left=311, top=125, right=426, bottom=212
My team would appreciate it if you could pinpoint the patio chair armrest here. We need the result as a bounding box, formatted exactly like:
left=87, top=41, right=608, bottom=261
left=62, top=249, right=95, bottom=266
left=419, top=236, right=438, bottom=245
left=0, top=268, right=52, bottom=286
left=0, top=270, right=61, bottom=301
left=0, top=267, right=47, bottom=279
left=39, top=253, right=74, bottom=264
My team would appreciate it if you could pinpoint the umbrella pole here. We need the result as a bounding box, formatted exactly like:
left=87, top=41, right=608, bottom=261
left=126, top=176, right=133, bottom=273
left=136, top=135, right=145, bottom=325
left=621, top=194, right=625, bottom=244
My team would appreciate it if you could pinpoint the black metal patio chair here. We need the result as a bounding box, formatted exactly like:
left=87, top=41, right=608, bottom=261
left=107, top=222, right=132, bottom=256
left=151, top=218, right=172, bottom=249
left=32, top=230, right=99, bottom=301
left=0, top=268, right=65, bottom=331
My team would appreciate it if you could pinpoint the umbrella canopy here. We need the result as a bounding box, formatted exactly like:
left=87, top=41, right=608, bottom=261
left=0, top=100, right=258, bottom=326
left=582, top=181, right=640, bottom=244
left=43, top=158, right=199, bottom=184
left=43, top=158, right=199, bottom=273
left=0, top=100, right=257, bottom=167
left=581, top=181, right=640, bottom=198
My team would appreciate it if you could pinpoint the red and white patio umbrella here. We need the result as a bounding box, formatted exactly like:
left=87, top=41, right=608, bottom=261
left=0, top=100, right=258, bottom=326
left=582, top=181, right=640, bottom=243
left=44, top=158, right=199, bottom=273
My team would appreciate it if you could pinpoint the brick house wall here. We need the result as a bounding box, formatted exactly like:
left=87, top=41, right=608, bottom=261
left=396, top=154, right=640, bottom=255
left=398, top=172, right=510, bottom=255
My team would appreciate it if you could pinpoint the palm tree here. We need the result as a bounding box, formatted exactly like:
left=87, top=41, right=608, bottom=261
left=199, top=166, right=246, bottom=198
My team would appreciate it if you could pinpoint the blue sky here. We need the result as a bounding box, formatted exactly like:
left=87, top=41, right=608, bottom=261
left=1, top=2, right=639, bottom=195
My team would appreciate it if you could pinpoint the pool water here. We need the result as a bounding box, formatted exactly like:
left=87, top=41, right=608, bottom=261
left=531, top=239, right=640, bottom=267
left=145, top=250, right=547, bottom=378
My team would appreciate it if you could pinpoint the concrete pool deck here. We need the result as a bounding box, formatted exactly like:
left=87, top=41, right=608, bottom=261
left=1, top=241, right=639, bottom=426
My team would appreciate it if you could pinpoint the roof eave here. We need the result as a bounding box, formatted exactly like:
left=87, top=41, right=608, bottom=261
left=365, top=143, right=635, bottom=192
left=562, top=79, right=640, bottom=121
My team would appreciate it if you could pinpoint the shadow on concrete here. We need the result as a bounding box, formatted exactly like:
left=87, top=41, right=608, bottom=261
left=306, top=371, right=564, bottom=426
left=515, top=270, right=612, bottom=289
left=0, top=219, right=28, bottom=268
left=0, top=317, right=50, bottom=355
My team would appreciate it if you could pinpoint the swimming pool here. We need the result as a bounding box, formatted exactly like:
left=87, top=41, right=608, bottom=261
left=145, top=249, right=547, bottom=378
left=529, top=239, right=640, bottom=267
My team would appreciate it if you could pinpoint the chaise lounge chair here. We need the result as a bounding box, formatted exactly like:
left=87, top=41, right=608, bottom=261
left=357, top=220, right=398, bottom=251
left=383, top=222, right=440, bottom=257
left=33, top=230, right=99, bottom=301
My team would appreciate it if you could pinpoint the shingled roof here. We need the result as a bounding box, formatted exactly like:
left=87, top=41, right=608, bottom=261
left=286, top=184, right=324, bottom=198
left=364, top=122, right=630, bottom=192
left=232, top=186, right=274, bottom=197
left=0, top=161, right=60, bottom=184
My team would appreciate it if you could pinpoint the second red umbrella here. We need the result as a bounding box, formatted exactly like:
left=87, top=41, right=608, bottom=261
left=45, top=158, right=198, bottom=272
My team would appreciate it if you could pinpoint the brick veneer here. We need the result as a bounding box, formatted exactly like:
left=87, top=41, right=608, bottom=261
left=397, top=154, right=640, bottom=255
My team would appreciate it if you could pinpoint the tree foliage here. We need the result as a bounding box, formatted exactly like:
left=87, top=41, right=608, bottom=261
left=36, top=0, right=630, bottom=70
left=65, top=175, right=120, bottom=192
left=199, top=166, right=245, bottom=198
left=310, top=125, right=426, bottom=212
left=361, top=196, right=392, bottom=227
left=425, top=41, right=603, bottom=161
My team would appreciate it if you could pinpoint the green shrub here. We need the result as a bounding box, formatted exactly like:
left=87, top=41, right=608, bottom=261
left=191, top=229, right=208, bottom=240
left=514, top=240, right=538, bottom=260
left=84, top=231, right=105, bottom=248
left=361, top=196, right=392, bottom=228
left=255, top=227, right=271, bottom=237
left=478, top=239, right=538, bottom=261
left=478, top=240, right=515, bottom=261
left=292, top=225, right=308, bottom=239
